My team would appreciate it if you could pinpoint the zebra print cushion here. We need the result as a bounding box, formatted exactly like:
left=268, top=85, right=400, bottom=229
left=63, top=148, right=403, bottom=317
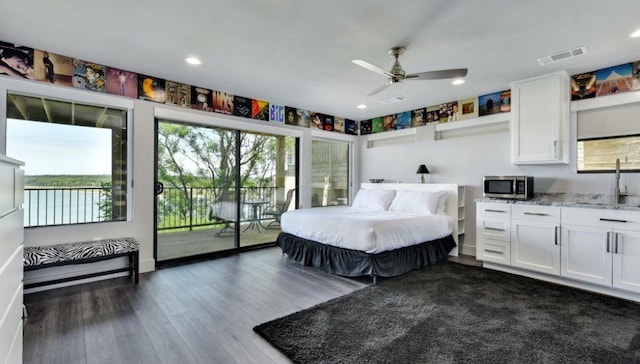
left=23, top=238, right=139, bottom=267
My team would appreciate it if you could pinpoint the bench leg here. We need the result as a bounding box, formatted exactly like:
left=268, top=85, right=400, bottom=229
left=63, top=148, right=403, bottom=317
left=129, top=251, right=139, bottom=284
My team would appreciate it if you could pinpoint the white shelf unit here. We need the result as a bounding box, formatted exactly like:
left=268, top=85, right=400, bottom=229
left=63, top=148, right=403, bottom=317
left=366, top=127, right=417, bottom=141
left=435, top=112, right=510, bottom=132
left=364, top=124, right=435, bottom=147
left=457, top=186, right=466, bottom=236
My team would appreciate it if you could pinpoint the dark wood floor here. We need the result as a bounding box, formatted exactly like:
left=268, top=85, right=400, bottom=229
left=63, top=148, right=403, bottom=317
left=23, top=247, right=370, bottom=364
left=23, top=249, right=480, bottom=364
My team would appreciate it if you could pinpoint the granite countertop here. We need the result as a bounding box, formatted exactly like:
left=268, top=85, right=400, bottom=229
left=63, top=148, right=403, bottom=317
left=475, top=193, right=640, bottom=212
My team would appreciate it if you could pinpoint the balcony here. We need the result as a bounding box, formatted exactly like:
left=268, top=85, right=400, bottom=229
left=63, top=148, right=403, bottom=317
left=24, top=186, right=283, bottom=227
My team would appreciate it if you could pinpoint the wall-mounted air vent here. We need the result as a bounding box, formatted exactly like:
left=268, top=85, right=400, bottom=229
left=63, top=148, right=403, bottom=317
left=537, top=46, right=587, bottom=66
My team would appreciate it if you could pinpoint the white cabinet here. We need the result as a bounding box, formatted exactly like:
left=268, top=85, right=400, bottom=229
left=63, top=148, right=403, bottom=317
left=476, top=202, right=511, bottom=264
left=510, top=205, right=561, bottom=275
left=477, top=201, right=640, bottom=300
left=561, top=224, right=611, bottom=286
left=561, top=207, right=640, bottom=294
left=0, top=155, right=24, bottom=364
left=510, top=71, right=569, bottom=164
left=612, top=229, right=640, bottom=292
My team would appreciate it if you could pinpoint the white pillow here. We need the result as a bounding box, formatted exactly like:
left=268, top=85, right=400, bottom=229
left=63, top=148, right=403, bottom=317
left=434, top=190, right=449, bottom=214
left=388, top=190, right=446, bottom=215
left=351, top=189, right=396, bottom=211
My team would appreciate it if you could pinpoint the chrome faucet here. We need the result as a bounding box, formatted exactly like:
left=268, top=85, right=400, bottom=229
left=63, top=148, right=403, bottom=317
left=614, top=158, right=627, bottom=204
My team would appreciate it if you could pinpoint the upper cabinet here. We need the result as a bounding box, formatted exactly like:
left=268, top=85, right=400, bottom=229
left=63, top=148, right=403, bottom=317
left=510, top=71, right=570, bottom=164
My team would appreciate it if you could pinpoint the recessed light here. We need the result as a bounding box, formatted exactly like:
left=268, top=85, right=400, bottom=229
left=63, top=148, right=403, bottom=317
left=185, top=57, right=203, bottom=65
left=357, top=104, right=367, bottom=109
left=629, top=29, right=640, bottom=38
left=451, top=79, right=465, bottom=86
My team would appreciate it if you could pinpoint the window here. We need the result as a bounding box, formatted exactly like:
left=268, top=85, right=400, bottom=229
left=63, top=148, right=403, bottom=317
left=6, top=93, right=128, bottom=226
left=577, top=103, right=640, bottom=173
left=311, top=139, right=349, bottom=207
left=577, top=135, right=640, bottom=172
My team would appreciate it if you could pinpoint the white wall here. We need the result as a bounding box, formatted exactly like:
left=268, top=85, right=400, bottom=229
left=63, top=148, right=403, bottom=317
left=359, top=116, right=640, bottom=256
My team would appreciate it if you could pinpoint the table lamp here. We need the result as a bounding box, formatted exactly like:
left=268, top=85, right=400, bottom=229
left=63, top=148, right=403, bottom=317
left=416, top=164, right=429, bottom=183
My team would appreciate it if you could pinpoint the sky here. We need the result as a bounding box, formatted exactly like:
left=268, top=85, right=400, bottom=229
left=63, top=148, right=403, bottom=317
left=6, top=119, right=112, bottom=175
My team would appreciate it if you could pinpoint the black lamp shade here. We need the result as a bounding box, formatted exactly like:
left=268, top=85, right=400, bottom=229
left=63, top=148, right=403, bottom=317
left=416, top=164, right=429, bottom=174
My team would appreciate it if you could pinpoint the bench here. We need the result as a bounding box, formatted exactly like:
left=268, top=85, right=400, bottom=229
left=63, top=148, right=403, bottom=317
left=23, top=238, right=139, bottom=289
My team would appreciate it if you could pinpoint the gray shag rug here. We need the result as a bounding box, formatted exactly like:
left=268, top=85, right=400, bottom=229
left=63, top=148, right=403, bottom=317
left=253, top=261, right=640, bottom=364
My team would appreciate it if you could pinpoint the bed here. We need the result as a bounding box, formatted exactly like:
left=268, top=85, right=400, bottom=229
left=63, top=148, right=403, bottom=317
left=277, top=183, right=459, bottom=282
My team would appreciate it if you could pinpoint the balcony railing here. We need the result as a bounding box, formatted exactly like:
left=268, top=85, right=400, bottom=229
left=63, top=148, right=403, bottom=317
left=23, top=186, right=278, bottom=230
left=24, top=187, right=108, bottom=227
left=157, top=186, right=277, bottom=231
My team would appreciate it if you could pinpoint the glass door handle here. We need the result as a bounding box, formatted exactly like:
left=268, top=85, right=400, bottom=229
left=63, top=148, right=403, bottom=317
left=155, top=182, right=164, bottom=195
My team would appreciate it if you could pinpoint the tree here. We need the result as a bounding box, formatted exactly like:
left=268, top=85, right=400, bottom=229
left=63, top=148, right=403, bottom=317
left=157, top=122, right=278, bottom=224
left=98, top=182, right=112, bottom=221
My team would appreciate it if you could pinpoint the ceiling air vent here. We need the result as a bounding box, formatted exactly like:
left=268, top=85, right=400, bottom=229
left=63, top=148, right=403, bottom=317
left=378, top=96, right=405, bottom=104
left=537, top=46, right=587, bottom=66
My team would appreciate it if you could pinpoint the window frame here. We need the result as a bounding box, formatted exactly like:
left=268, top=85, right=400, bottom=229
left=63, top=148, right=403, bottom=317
left=0, top=77, right=135, bottom=226
left=576, top=133, right=640, bottom=174
left=570, top=92, right=640, bottom=175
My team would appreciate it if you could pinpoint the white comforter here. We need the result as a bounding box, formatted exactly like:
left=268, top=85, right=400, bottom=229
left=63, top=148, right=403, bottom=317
left=280, top=206, right=453, bottom=254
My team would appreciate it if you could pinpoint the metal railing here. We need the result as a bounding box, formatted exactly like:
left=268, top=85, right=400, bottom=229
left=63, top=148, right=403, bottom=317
left=24, top=187, right=108, bottom=227
left=157, top=186, right=277, bottom=231
left=23, top=186, right=278, bottom=230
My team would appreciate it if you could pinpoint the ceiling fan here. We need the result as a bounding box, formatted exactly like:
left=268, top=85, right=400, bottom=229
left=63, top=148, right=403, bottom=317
left=352, top=47, right=468, bottom=96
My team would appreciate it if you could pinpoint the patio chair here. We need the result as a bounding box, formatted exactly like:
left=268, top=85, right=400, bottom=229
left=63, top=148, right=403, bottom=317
left=210, top=189, right=245, bottom=236
left=263, top=188, right=296, bottom=228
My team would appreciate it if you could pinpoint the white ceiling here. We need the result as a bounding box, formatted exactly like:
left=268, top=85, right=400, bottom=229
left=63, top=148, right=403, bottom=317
left=2, top=0, right=640, bottom=120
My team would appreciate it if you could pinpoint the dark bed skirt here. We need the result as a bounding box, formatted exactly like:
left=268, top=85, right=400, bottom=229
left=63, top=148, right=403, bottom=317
left=276, top=232, right=457, bottom=278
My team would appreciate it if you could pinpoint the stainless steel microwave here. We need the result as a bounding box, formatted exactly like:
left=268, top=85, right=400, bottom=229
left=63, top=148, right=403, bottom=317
left=483, top=176, right=534, bottom=199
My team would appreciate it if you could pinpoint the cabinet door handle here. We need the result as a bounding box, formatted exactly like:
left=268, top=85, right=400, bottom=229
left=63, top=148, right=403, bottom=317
left=486, top=209, right=507, bottom=213
left=606, top=232, right=611, bottom=253
left=553, top=140, right=558, bottom=159
left=599, top=218, right=628, bottom=223
left=524, top=212, right=549, bottom=216
left=615, top=233, right=620, bottom=254
left=554, top=226, right=559, bottom=245
left=485, top=227, right=505, bottom=232
left=485, top=249, right=503, bottom=254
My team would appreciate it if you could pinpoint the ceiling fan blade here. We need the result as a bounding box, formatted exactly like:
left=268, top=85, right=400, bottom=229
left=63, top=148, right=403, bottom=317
left=367, top=82, right=391, bottom=96
left=352, top=59, right=393, bottom=78
left=406, top=68, right=468, bottom=80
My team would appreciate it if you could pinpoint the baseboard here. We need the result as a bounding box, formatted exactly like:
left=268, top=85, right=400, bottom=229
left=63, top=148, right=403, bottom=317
left=460, top=243, right=476, bottom=257
left=140, top=258, right=155, bottom=273
left=483, top=262, right=640, bottom=303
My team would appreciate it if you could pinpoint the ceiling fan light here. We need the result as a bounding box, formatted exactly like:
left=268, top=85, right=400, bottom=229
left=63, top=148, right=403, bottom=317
left=451, top=79, right=465, bottom=85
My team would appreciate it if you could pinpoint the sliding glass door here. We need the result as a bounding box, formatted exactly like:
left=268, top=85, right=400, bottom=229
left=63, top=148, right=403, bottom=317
left=239, top=132, right=297, bottom=248
left=155, top=119, right=297, bottom=263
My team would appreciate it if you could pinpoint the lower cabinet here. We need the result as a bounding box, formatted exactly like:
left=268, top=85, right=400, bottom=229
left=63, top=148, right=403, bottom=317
left=561, top=224, right=611, bottom=286
left=561, top=207, right=640, bottom=294
left=476, top=203, right=511, bottom=264
left=476, top=201, right=640, bottom=299
left=612, top=229, right=640, bottom=292
left=510, top=205, right=560, bottom=275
